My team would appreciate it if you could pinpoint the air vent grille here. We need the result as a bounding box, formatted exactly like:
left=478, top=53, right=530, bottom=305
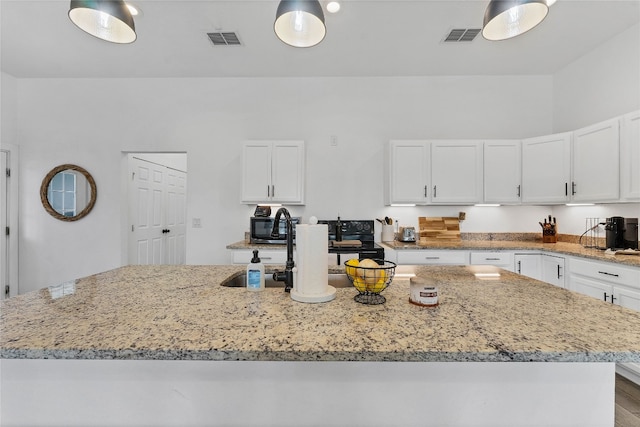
left=207, top=32, right=242, bottom=46
left=443, top=28, right=481, bottom=43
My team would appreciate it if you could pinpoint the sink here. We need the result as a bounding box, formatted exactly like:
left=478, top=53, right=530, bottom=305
left=221, top=273, right=354, bottom=288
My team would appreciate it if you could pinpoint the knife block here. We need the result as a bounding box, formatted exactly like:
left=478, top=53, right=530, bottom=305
left=542, top=226, right=557, bottom=243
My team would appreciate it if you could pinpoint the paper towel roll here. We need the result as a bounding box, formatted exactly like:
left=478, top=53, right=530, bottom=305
left=294, top=224, right=328, bottom=296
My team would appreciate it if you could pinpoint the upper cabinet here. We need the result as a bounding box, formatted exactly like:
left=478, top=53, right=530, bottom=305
left=483, top=140, right=521, bottom=204
left=620, top=111, right=640, bottom=201
left=521, top=133, right=572, bottom=204
left=386, top=140, right=482, bottom=205
left=571, top=118, right=620, bottom=203
left=241, top=140, right=305, bottom=205
left=387, top=140, right=430, bottom=204
left=430, top=141, right=483, bottom=204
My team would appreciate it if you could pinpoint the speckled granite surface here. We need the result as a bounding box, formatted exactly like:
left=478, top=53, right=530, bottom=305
left=2, top=265, right=640, bottom=362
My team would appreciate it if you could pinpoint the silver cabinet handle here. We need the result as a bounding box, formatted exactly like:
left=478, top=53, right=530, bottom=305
left=424, top=185, right=427, bottom=198
left=557, top=265, right=563, bottom=279
left=261, top=257, right=273, bottom=260
left=485, top=257, right=500, bottom=261
left=517, top=260, right=522, bottom=274
left=572, top=181, right=577, bottom=195
left=598, top=270, right=619, bottom=277
left=267, top=185, right=270, bottom=197
left=425, top=256, right=440, bottom=260
left=517, top=185, right=521, bottom=197
left=271, top=185, right=275, bottom=198
left=433, top=185, right=437, bottom=198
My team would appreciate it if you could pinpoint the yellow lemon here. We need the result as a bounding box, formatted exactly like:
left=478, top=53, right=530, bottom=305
left=352, top=277, right=367, bottom=292
left=368, top=269, right=387, bottom=293
left=345, top=258, right=359, bottom=278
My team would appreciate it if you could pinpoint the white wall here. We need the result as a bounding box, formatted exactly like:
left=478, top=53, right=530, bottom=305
left=14, top=75, right=553, bottom=293
left=1, top=72, right=17, bottom=146
left=553, top=23, right=640, bottom=132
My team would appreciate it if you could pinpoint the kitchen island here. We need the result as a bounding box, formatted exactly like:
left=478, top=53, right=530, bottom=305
left=2, top=265, right=640, bottom=426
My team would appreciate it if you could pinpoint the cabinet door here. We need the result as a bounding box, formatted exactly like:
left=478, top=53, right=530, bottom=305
left=571, top=118, right=620, bottom=202
left=570, top=274, right=614, bottom=302
left=483, top=140, right=522, bottom=204
left=620, top=111, right=640, bottom=201
left=521, top=133, right=571, bottom=204
left=430, top=141, right=483, bottom=204
left=241, top=142, right=273, bottom=203
left=615, top=285, right=640, bottom=312
left=271, top=141, right=305, bottom=204
left=541, top=254, right=566, bottom=288
left=387, top=140, right=430, bottom=204
left=514, top=254, right=541, bottom=280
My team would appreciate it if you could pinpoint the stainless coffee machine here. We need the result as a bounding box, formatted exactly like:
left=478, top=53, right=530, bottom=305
left=605, top=217, right=639, bottom=250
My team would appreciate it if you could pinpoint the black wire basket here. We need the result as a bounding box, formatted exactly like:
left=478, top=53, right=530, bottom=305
left=344, top=259, right=397, bottom=305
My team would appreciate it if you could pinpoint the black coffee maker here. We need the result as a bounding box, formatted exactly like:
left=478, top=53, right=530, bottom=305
left=605, top=217, right=639, bottom=250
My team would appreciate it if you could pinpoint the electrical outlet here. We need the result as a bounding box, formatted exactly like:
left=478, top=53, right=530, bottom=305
left=330, top=135, right=337, bottom=147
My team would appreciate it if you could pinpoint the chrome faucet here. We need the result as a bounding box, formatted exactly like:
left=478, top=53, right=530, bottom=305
left=271, top=207, right=295, bottom=292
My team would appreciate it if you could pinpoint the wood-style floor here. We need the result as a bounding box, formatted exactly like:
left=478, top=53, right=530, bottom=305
left=616, top=374, right=640, bottom=427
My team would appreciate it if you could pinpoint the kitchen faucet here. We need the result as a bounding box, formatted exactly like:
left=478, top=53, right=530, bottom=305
left=271, top=207, right=295, bottom=292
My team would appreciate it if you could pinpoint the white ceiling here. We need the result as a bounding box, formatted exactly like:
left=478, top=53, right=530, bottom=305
left=1, top=0, right=639, bottom=78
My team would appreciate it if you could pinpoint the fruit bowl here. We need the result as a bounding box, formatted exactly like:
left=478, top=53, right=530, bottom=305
left=344, top=259, right=397, bottom=305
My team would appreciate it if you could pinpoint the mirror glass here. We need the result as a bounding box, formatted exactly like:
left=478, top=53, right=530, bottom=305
left=40, top=164, right=97, bottom=221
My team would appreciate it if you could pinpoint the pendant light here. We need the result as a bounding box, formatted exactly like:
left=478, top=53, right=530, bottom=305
left=274, top=0, right=326, bottom=48
left=482, top=0, right=549, bottom=41
left=69, top=0, right=136, bottom=44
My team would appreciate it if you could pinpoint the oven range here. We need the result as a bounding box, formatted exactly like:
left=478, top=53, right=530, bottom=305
left=318, top=219, right=385, bottom=265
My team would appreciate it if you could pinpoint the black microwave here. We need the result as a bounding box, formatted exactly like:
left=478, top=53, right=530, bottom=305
left=250, top=216, right=300, bottom=244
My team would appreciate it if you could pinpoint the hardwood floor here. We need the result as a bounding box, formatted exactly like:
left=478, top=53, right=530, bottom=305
left=616, top=374, right=640, bottom=427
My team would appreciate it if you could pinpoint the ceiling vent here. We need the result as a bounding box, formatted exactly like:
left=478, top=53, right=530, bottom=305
left=443, top=28, right=481, bottom=43
left=207, top=32, right=242, bottom=46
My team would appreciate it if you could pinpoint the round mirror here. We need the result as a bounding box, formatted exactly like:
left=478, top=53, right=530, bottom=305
left=40, top=164, right=97, bottom=222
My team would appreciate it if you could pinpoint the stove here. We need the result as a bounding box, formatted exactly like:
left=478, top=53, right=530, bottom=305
left=318, top=219, right=385, bottom=264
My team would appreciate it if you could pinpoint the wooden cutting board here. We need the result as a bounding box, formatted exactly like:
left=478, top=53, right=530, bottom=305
left=418, top=217, right=461, bottom=242
left=331, top=240, right=362, bottom=248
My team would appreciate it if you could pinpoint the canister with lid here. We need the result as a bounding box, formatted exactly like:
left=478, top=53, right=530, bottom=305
left=409, top=276, right=439, bottom=307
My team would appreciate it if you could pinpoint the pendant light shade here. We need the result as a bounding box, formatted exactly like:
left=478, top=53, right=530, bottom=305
left=69, top=0, right=136, bottom=44
left=274, top=0, right=326, bottom=48
left=482, top=0, right=549, bottom=41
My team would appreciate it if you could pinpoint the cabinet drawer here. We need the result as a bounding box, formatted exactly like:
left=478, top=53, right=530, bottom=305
left=396, top=251, right=469, bottom=265
left=570, top=257, right=640, bottom=288
left=231, top=250, right=290, bottom=265
left=470, top=252, right=514, bottom=267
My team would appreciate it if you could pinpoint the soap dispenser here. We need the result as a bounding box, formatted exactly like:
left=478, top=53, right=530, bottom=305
left=246, top=249, right=265, bottom=291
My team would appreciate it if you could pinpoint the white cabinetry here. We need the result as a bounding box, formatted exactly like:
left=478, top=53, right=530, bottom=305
left=513, top=253, right=542, bottom=281
left=541, top=254, right=566, bottom=288
left=521, top=133, right=571, bottom=204
left=470, top=252, right=514, bottom=272
left=241, top=141, right=305, bottom=205
left=231, top=249, right=292, bottom=265
left=387, top=140, right=430, bottom=204
left=569, top=257, right=640, bottom=309
left=430, top=141, right=483, bottom=205
left=396, top=250, right=469, bottom=265
left=620, top=111, right=640, bottom=201
left=571, top=118, right=620, bottom=202
left=483, top=140, right=521, bottom=204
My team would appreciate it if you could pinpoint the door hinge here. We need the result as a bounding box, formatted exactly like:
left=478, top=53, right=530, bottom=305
left=132, top=225, right=135, bottom=232
left=4, top=285, right=9, bottom=297
left=5, top=168, right=10, bottom=178
left=5, top=226, right=9, bottom=236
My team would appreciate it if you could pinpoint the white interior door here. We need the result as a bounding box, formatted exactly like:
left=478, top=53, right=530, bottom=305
left=164, top=168, right=187, bottom=264
left=1, top=150, right=8, bottom=299
left=128, top=156, right=187, bottom=265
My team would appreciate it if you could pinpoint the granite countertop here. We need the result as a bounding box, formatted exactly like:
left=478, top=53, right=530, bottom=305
left=2, top=264, right=640, bottom=362
left=227, top=239, right=640, bottom=268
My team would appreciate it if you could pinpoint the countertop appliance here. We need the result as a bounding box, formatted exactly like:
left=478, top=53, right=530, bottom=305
left=318, top=219, right=385, bottom=264
left=605, top=217, right=639, bottom=250
left=399, top=226, right=416, bottom=242
left=250, top=216, right=300, bottom=244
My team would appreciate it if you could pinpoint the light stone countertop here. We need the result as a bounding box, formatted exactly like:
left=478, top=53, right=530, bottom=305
left=2, top=264, right=640, bottom=362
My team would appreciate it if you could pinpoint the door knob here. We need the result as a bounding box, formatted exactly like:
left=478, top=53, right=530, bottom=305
left=162, top=229, right=170, bottom=234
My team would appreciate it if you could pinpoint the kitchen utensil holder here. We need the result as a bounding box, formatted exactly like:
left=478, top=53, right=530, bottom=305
left=344, top=259, right=396, bottom=305
left=381, top=224, right=395, bottom=242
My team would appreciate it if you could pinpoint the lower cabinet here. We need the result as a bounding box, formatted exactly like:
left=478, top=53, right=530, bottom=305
left=469, top=252, right=514, bottom=272
left=569, top=257, right=640, bottom=384
left=541, top=254, right=566, bottom=288
left=396, top=250, right=469, bottom=265
left=231, top=249, right=292, bottom=265
left=513, top=253, right=542, bottom=281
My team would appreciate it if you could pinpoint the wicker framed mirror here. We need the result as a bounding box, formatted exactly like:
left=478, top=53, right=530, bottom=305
left=40, top=164, right=97, bottom=221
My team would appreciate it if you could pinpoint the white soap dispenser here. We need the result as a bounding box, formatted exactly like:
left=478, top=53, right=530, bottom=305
left=246, top=249, right=265, bottom=291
